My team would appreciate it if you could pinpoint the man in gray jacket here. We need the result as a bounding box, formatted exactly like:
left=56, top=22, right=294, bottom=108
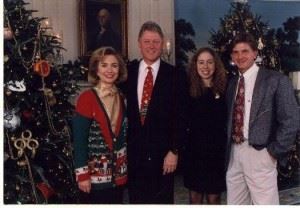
left=225, top=33, right=299, bottom=205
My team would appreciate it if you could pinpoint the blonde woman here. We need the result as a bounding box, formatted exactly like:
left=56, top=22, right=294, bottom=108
left=73, top=47, right=127, bottom=204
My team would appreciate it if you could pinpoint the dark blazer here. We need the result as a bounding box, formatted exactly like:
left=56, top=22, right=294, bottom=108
left=225, top=68, right=300, bottom=168
left=124, top=59, right=188, bottom=177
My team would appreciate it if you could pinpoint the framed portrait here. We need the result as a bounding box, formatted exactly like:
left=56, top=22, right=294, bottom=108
left=79, top=0, right=128, bottom=58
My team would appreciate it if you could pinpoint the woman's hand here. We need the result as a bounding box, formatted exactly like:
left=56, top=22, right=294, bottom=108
left=78, top=179, right=91, bottom=193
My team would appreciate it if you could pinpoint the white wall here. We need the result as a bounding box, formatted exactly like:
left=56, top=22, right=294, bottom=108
left=128, top=0, right=175, bottom=63
left=25, top=0, right=175, bottom=64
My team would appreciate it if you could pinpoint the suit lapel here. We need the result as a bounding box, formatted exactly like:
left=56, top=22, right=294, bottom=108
left=132, top=65, right=140, bottom=112
left=249, top=68, right=268, bottom=126
left=128, top=61, right=142, bottom=126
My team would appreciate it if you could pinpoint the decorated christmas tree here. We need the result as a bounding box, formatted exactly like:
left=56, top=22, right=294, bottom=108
left=275, top=17, right=300, bottom=186
left=209, top=1, right=281, bottom=74
left=4, top=0, right=81, bottom=203
left=209, top=1, right=299, bottom=185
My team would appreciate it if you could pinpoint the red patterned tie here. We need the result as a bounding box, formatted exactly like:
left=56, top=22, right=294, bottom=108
left=232, top=75, right=245, bottom=143
left=140, top=66, right=153, bottom=125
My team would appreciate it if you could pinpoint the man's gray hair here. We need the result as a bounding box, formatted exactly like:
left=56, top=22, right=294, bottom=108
left=138, top=21, right=164, bottom=39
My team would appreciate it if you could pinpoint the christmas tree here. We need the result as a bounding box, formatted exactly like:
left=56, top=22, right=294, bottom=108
left=4, top=0, right=81, bottom=203
left=209, top=1, right=299, bottom=185
left=209, top=2, right=281, bottom=74
left=275, top=16, right=300, bottom=186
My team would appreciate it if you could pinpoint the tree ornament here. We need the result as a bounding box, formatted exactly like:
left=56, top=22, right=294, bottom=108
left=4, top=55, right=9, bottom=63
left=33, top=60, right=50, bottom=77
left=255, top=55, right=263, bottom=64
left=44, top=88, right=57, bottom=106
left=13, top=130, right=39, bottom=159
left=34, top=54, right=40, bottom=60
left=4, top=27, right=14, bottom=40
left=14, top=28, right=20, bottom=36
left=17, top=160, right=27, bottom=166
left=68, top=70, right=74, bottom=75
left=36, top=183, right=55, bottom=200
left=4, top=109, right=21, bottom=131
left=22, top=109, right=33, bottom=120
left=257, top=37, right=264, bottom=50
left=5, top=89, right=12, bottom=96
left=271, top=56, right=276, bottom=67
left=52, top=81, right=57, bottom=87
left=6, top=79, right=26, bottom=92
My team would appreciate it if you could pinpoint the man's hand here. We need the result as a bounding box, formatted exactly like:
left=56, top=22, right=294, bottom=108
left=78, top=179, right=91, bottom=193
left=163, top=151, right=178, bottom=175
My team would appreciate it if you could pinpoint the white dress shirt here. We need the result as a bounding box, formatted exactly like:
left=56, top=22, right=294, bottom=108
left=236, top=63, right=259, bottom=139
left=137, top=59, right=160, bottom=109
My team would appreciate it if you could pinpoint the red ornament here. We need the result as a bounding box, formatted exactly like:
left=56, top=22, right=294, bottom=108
left=36, top=182, right=55, bottom=200
left=33, top=60, right=51, bottom=77
left=22, top=110, right=33, bottom=120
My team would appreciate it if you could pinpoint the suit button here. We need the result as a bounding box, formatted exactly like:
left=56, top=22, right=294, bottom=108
left=148, top=157, right=151, bottom=161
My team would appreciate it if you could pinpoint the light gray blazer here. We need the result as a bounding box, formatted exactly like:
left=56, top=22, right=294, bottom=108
left=225, top=68, right=300, bottom=168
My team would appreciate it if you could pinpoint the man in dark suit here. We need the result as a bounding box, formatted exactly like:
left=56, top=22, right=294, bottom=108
left=225, top=33, right=299, bottom=204
left=124, top=21, right=187, bottom=204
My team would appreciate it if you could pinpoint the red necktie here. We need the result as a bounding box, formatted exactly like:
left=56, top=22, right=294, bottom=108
left=232, top=75, right=245, bottom=143
left=140, top=66, right=153, bottom=125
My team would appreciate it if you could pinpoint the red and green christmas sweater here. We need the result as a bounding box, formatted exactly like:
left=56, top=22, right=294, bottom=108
left=72, top=89, right=127, bottom=190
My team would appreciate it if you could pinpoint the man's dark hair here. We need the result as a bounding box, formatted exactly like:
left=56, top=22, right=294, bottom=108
left=230, top=33, right=258, bottom=52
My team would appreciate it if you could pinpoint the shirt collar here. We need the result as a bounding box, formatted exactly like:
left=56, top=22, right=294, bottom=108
left=239, top=63, right=259, bottom=79
left=140, top=59, right=160, bottom=73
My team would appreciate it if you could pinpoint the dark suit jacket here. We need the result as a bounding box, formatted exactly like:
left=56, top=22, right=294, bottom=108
left=123, top=59, right=188, bottom=177
left=225, top=68, right=300, bottom=168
